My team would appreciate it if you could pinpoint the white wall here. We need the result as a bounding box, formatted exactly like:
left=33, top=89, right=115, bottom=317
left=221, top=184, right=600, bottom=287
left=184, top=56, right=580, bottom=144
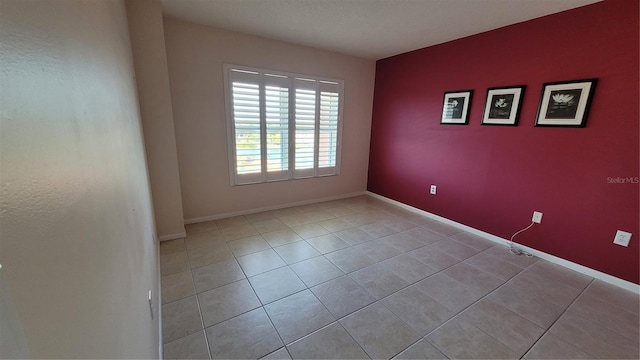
left=126, top=0, right=186, bottom=240
left=0, top=0, right=159, bottom=358
left=163, top=18, right=376, bottom=220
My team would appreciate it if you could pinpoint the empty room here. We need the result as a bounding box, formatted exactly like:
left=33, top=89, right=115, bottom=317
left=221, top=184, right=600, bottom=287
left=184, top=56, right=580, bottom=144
left=1, top=0, right=638, bottom=359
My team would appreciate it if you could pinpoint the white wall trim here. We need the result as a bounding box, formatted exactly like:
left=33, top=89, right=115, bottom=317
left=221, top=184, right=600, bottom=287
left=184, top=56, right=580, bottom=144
left=158, top=232, right=187, bottom=242
left=366, top=191, right=640, bottom=294
left=183, top=191, right=367, bottom=225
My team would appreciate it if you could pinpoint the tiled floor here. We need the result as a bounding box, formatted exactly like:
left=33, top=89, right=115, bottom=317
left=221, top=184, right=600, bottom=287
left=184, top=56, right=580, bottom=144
left=160, top=195, right=640, bottom=359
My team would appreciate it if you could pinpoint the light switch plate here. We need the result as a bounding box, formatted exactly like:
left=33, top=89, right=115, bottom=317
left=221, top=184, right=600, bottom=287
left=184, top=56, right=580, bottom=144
left=613, top=230, right=632, bottom=247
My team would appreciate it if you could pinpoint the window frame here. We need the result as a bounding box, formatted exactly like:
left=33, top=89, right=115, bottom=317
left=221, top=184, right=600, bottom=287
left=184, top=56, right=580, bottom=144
left=223, top=64, right=344, bottom=186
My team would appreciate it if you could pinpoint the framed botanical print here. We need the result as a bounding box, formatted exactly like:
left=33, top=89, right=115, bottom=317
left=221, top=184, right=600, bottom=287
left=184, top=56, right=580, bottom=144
left=481, top=86, right=526, bottom=126
left=441, top=90, right=473, bottom=125
left=535, top=79, right=598, bottom=127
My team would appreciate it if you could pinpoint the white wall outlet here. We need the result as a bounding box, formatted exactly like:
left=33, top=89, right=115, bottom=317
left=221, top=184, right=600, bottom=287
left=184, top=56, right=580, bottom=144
left=532, top=211, right=543, bottom=224
left=430, top=185, right=436, bottom=195
left=613, top=230, right=632, bottom=247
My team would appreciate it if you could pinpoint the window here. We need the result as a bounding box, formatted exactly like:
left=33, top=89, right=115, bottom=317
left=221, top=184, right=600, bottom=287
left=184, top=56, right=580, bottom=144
left=224, top=65, right=343, bottom=185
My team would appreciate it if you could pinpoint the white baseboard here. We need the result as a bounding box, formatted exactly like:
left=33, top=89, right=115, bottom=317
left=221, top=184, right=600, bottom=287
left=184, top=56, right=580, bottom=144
left=158, top=232, right=186, bottom=242
left=367, top=191, right=640, bottom=294
left=183, top=191, right=367, bottom=225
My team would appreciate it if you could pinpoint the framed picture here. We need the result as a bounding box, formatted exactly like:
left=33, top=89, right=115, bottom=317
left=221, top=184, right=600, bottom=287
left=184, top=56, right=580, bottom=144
left=481, top=85, right=526, bottom=126
left=535, top=78, right=598, bottom=127
left=440, top=90, right=473, bottom=125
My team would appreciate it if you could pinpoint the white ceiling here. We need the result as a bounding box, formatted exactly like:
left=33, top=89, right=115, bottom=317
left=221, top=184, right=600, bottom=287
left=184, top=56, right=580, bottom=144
left=161, top=0, right=600, bottom=60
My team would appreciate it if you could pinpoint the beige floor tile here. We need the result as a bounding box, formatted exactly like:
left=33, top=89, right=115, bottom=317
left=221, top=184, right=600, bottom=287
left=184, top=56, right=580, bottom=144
left=423, top=221, right=462, bottom=237
left=464, top=252, right=523, bottom=281
left=227, top=235, right=271, bottom=257
left=402, top=227, right=448, bottom=245
left=186, top=221, right=218, bottom=235
left=428, top=239, right=479, bottom=260
left=354, top=239, right=402, bottom=262
left=262, top=229, right=303, bottom=247
left=325, top=246, right=376, bottom=273
left=273, top=240, right=321, bottom=264
left=382, top=285, right=455, bottom=335
left=303, top=210, right=336, bottom=222
left=287, top=322, right=369, bottom=359
left=380, top=254, right=437, bottom=284
left=160, top=238, right=187, bottom=255
left=306, top=234, right=350, bottom=254
left=248, top=266, right=306, bottom=304
left=334, top=228, right=375, bottom=246
left=184, top=230, right=224, bottom=250
left=508, top=269, right=582, bottom=308
left=568, top=293, right=639, bottom=342
left=236, top=248, right=287, bottom=277
left=488, top=284, right=564, bottom=328
left=162, top=296, right=203, bottom=343
left=414, top=273, right=485, bottom=312
left=279, top=213, right=314, bottom=227
left=317, top=218, right=355, bottom=232
left=222, top=223, right=259, bottom=242
left=524, top=333, right=595, bottom=359
left=426, top=316, right=518, bottom=359
left=290, top=256, right=344, bottom=287
left=527, top=260, right=593, bottom=291
left=441, top=262, right=503, bottom=296
left=161, top=251, right=191, bottom=276
left=324, top=206, right=359, bottom=217
left=163, top=330, right=210, bottom=360
left=549, top=311, right=639, bottom=359
left=253, top=218, right=289, bottom=233
left=228, top=235, right=271, bottom=257
left=191, top=258, right=245, bottom=293
left=378, top=232, right=426, bottom=253
left=162, top=270, right=195, bottom=304
left=265, top=290, right=335, bottom=344
left=198, top=279, right=261, bottom=327
left=379, top=218, right=417, bottom=232
left=407, top=246, right=460, bottom=271
left=458, top=298, right=545, bottom=356
left=358, top=222, right=397, bottom=239
left=311, top=275, right=376, bottom=319
left=214, top=215, right=249, bottom=229
left=393, top=339, right=447, bottom=359
left=450, top=232, right=495, bottom=250
left=350, top=263, right=409, bottom=299
left=583, top=279, right=639, bottom=314
left=206, top=308, right=283, bottom=359
left=187, top=243, right=234, bottom=269
left=290, top=223, right=329, bottom=240
left=340, top=303, right=420, bottom=359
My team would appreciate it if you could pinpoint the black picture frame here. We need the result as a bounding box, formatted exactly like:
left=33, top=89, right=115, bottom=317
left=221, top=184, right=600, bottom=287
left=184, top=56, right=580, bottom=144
left=481, top=85, right=526, bottom=126
left=535, top=78, right=598, bottom=127
left=440, top=90, right=473, bottom=125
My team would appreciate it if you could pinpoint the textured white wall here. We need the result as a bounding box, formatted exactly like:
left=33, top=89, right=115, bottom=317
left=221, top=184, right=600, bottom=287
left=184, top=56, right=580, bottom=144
left=164, top=18, right=376, bottom=220
left=126, top=0, right=185, bottom=240
left=0, top=0, right=160, bottom=357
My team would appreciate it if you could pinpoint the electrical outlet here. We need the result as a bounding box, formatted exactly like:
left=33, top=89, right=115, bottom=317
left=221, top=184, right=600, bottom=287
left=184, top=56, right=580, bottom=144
left=532, top=211, right=543, bottom=224
left=613, top=230, right=632, bottom=247
left=430, top=185, right=436, bottom=195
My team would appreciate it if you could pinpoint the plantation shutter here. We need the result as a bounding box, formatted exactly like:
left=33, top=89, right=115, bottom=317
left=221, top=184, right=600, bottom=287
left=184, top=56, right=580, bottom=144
left=264, top=75, right=291, bottom=182
left=229, top=70, right=262, bottom=184
left=293, top=78, right=317, bottom=179
left=317, top=81, right=342, bottom=176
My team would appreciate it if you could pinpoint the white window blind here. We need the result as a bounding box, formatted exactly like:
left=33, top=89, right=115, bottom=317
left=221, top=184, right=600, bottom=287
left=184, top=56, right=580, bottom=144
left=224, top=65, right=343, bottom=185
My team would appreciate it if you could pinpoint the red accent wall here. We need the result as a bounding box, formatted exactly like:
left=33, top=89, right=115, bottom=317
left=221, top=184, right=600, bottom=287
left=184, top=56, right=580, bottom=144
left=368, top=0, right=640, bottom=284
